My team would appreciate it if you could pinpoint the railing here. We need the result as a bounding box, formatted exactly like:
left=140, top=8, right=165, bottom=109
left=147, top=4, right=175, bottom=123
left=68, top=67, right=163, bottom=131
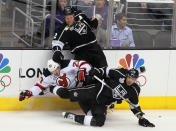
left=12, top=7, right=34, bottom=47
left=1, top=0, right=176, bottom=49
left=0, top=0, right=5, bottom=26
left=11, top=0, right=50, bottom=47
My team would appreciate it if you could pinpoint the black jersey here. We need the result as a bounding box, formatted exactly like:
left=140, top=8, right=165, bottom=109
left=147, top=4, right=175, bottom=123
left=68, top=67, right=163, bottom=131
left=94, top=67, right=143, bottom=116
left=99, top=68, right=140, bottom=104
left=52, top=13, right=98, bottom=53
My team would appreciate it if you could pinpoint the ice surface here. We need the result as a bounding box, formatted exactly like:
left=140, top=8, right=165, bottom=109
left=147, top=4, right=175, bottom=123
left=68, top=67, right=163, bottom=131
left=0, top=110, right=176, bottom=131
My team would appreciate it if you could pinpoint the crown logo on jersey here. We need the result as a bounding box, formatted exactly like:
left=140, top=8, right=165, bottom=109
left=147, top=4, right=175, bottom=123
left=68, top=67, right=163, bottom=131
left=118, top=54, right=144, bottom=70
left=0, top=53, right=11, bottom=73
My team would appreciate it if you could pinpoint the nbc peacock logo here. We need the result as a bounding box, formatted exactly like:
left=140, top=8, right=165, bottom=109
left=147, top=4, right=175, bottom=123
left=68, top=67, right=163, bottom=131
left=0, top=53, right=12, bottom=92
left=118, top=54, right=146, bottom=87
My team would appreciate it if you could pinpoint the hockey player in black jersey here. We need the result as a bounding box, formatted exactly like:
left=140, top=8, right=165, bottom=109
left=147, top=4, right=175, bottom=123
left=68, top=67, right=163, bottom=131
left=53, top=66, right=155, bottom=127
left=52, top=6, right=107, bottom=68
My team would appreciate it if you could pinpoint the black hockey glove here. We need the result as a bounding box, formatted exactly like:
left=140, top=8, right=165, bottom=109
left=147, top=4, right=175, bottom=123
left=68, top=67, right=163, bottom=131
left=89, top=68, right=103, bottom=79
left=82, top=68, right=103, bottom=85
left=138, top=117, right=155, bottom=127
left=138, top=66, right=146, bottom=73
left=19, top=90, right=33, bottom=101
left=76, top=69, right=86, bottom=82
left=52, top=51, right=64, bottom=63
left=72, top=7, right=82, bottom=20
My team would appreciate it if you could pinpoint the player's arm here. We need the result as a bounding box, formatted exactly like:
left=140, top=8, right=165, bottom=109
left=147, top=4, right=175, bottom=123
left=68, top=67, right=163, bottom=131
left=52, top=25, right=68, bottom=63
left=50, top=86, right=70, bottom=99
left=81, top=14, right=98, bottom=29
left=19, top=69, right=52, bottom=101
left=107, top=68, right=128, bottom=78
left=130, top=103, right=155, bottom=127
left=129, top=85, right=155, bottom=127
left=19, top=76, right=47, bottom=101
left=74, top=8, right=98, bottom=29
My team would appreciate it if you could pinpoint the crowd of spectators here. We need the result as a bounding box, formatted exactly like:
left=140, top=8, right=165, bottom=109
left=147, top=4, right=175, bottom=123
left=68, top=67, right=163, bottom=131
left=0, top=0, right=174, bottom=49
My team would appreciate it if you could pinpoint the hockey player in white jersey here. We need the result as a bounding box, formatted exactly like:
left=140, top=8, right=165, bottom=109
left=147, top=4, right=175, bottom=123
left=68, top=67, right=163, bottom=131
left=19, top=59, right=91, bottom=101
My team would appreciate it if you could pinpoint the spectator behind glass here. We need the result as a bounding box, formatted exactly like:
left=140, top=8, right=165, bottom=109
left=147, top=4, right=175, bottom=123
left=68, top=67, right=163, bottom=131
left=76, top=0, right=93, bottom=11
left=111, top=13, right=135, bottom=47
left=85, top=0, right=108, bottom=30
left=93, top=14, right=107, bottom=49
left=113, top=1, right=119, bottom=22
left=140, top=2, right=172, bottom=31
left=45, top=0, right=68, bottom=38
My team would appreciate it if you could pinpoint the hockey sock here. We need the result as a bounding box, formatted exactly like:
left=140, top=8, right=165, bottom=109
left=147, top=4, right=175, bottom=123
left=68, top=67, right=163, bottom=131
left=74, top=115, right=85, bottom=124
left=83, top=115, right=93, bottom=126
left=75, top=115, right=93, bottom=126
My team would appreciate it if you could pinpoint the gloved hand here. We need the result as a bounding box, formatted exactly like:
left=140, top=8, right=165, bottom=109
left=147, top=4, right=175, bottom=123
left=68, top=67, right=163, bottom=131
left=52, top=51, right=64, bottom=63
left=89, top=68, right=103, bottom=78
left=72, top=7, right=82, bottom=15
left=138, top=117, right=155, bottom=127
left=76, top=69, right=86, bottom=82
left=72, top=7, right=82, bottom=21
left=139, top=66, right=146, bottom=73
left=19, top=90, right=33, bottom=101
left=83, top=75, right=95, bottom=85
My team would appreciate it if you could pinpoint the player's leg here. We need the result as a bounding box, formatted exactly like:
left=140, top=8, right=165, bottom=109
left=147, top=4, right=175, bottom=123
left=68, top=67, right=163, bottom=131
left=90, top=104, right=107, bottom=126
left=62, top=104, right=107, bottom=127
left=74, top=43, right=107, bottom=68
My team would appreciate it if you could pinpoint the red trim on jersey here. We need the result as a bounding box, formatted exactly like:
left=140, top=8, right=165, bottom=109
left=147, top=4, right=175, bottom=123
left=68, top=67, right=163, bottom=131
left=40, top=77, right=44, bottom=83
left=79, top=61, right=90, bottom=70
left=36, top=83, right=47, bottom=91
left=78, top=71, right=85, bottom=81
left=73, top=60, right=80, bottom=67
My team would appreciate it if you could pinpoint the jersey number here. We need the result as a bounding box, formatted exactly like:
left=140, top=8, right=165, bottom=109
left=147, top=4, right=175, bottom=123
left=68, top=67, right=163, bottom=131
left=73, top=60, right=80, bottom=67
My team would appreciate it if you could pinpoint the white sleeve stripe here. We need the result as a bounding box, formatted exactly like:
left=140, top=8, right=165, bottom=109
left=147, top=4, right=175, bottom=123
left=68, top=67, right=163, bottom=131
left=135, top=112, right=143, bottom=117
left=132, top=86, right=139, bottom=96
left=99, top=68, right=105, bottom=76
left=68, top=84, right=96, bottom=91
left=96, top=81, right=104, bottom=101
left=52, top=40, right=64, bottom=50
left=71, top=39, right=96, bottom=53
left=106, top=67, right=110, bottom=77
left=114, top=69, right=126, bottom=77
left=75, top=13, right=85, bottom=18
left=129, top=103, right=139, bottom=109
left=95, top=67, right=101, bottom=74
left=58, top=26, right=68, bottom=40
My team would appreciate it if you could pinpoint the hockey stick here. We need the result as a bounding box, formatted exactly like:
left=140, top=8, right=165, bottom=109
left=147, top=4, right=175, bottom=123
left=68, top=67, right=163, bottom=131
left=94, top=75, right=144, bottom=115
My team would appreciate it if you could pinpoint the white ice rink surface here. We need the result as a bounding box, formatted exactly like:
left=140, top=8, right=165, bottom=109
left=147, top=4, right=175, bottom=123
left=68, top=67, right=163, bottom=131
left=0, top=110, right=176, bottom=131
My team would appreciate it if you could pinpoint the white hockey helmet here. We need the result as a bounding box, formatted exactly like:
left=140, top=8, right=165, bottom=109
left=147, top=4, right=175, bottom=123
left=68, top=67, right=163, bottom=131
left=47, top=59, right=60, bottom=72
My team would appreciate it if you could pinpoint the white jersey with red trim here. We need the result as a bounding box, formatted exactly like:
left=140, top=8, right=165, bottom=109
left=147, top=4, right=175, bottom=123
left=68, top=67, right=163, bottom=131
left=29, top=59, right=91, bottom=96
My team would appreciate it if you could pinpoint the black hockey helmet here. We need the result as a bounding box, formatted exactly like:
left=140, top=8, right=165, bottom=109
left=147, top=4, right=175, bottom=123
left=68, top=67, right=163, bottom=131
left=127, top=68, right=139, bottom=79
left=63, top=6, right=74, bottom=16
